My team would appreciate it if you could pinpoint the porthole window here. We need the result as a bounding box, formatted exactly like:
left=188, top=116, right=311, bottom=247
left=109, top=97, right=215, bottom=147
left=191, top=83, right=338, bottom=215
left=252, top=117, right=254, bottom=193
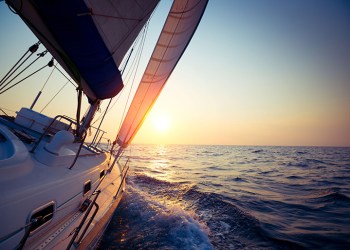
left=100, top=170, right=105, bottom=179
left=29, top=202, right=55, bottom=233
left=83, top=180, right=91, bottom=196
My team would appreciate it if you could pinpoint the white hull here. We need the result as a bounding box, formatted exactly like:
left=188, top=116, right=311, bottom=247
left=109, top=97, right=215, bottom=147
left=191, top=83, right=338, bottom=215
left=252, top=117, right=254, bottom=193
left=0, top=111, right=127, bottom=249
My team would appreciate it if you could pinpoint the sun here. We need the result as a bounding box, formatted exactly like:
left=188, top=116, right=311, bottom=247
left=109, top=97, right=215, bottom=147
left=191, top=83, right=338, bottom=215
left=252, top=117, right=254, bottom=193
left=152, top=114, right=170, bottom=132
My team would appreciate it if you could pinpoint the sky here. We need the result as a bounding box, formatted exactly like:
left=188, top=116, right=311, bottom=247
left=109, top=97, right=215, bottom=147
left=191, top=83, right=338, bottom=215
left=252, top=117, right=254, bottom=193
left=0, top=0, right=350, bottom=147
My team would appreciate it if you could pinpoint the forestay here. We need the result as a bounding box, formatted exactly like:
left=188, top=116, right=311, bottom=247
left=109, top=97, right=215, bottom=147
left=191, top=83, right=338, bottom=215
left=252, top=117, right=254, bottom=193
left=116, top=0, right=208, bottom=148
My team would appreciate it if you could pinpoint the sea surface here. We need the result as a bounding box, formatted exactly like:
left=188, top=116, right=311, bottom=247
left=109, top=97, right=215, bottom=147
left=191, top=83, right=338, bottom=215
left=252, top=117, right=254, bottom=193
left=98, top=145, right=350, bottom=249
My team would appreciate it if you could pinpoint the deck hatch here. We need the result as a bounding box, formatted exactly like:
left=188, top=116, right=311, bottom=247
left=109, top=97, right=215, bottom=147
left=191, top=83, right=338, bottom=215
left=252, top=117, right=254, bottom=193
left=29, top=201, right=55, bottom=233
left=83, top=180, right=91, bottom=196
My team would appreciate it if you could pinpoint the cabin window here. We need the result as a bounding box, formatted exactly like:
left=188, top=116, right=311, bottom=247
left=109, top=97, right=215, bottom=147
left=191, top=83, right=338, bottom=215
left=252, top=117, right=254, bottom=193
left=29, top=202, right=55, bottom=233
left=83, top=180, right=91, bottom=196
left=100, top=170, right=105, bottom=179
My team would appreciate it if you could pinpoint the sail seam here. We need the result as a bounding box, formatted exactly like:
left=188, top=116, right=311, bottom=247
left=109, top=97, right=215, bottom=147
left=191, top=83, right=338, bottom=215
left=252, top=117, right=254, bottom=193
left=118, top=0, right=189, bottom=147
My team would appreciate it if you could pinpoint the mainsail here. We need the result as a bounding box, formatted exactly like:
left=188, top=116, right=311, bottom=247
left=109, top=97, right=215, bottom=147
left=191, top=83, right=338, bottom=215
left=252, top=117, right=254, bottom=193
left=7, top=0, right=159, bottom=101
left=116, top=0, right=208, bottom=148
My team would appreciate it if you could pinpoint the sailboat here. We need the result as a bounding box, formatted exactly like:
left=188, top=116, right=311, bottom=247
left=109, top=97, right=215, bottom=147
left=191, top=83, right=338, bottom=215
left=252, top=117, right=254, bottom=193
left=0, top=0, right=208, bottom=249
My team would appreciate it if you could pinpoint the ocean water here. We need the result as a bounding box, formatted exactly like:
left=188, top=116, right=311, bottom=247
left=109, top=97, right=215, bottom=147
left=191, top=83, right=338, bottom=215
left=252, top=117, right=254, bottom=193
left=98, top=145, right=350, bottom=249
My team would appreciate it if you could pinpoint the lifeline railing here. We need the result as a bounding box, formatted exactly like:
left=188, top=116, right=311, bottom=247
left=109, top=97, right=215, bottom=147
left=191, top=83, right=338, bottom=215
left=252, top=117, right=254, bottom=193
left=29, top=114, right=112, bottom=169
left=29, top=115, right=86, bottom=170
left=30, top=114, right=77, bottom=153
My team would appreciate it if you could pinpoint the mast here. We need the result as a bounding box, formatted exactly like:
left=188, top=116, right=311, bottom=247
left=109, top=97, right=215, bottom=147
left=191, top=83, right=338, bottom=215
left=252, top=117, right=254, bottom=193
left=78, top=100, right=101, bottom=139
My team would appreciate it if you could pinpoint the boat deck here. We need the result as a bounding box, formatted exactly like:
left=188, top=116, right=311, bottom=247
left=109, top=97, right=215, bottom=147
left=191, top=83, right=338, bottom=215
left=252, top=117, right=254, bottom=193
left=0, top=116, right=125, bottom=249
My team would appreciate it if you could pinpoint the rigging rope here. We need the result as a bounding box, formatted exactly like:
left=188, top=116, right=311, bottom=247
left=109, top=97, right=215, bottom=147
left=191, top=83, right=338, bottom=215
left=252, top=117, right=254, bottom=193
left=53, top=65, right=78, bottom=88
left=0, top=50, right=48, bottom=94
left=37, top=64, right=78, bottom=114
left=40, top=79, right=70, bottom=113
left=117, top=21, right=150, bottom=137
left=0, top=42, right=40, bottom=87
left=89, top=44, right=136, bottom=144
left=40, top=59, right=57, bottom=92
left=91, top=23, right=148, bottom=126
left=0, top=107, right=15, bottom=116
left=90, top=47, right=134, bottom=128
left=0, top=55, right=53, bottom=95
left=29, top=59, right=56, bottom=110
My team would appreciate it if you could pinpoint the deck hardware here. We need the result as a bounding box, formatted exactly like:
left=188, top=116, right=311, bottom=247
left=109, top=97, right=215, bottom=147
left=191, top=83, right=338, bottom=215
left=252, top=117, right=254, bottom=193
left=66, top=191, right=100, bottom=250
left=79, top=199, right=92, bottom=212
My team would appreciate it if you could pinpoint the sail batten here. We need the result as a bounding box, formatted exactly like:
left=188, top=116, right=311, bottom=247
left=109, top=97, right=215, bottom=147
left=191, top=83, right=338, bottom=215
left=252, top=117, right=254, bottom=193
left=116, top=0, right=208, bottom=148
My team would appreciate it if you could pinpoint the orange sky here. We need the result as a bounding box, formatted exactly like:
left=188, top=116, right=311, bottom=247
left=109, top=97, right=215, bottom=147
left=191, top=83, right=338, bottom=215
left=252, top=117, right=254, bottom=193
left=1, top=1, right=350, bottom=147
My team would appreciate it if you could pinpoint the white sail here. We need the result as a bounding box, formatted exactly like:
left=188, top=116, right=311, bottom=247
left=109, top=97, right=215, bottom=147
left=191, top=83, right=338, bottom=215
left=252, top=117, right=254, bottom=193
left=117, top=0, right=208, bottom=148
left=7, top=0, right=159, bottom=101
left=85, top=0, right=160, bottom=66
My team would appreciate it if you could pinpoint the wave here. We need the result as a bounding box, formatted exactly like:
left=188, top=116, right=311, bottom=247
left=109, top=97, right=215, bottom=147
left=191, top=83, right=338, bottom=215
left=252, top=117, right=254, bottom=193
left=99, top=174, right=310, bottom=249
left=258, top=170, right=274, bottom=175
left=130, top=155, right=154, bottom=161
left=305, top=158, right=326, bottom=164
left=198, top=150, right=225, bottom=157
left=208, top=165, right=224, bottom=171
left=231, top=177, right=248, bottom=182
left=296, top=151, right=307, bottom=154
left=286, top=175, right=303, bottom=179
left=321, top=192, right=350, bottom=203
left=107, top=144, right=350, bottom=249
left=284, top=162, right=309, bottom=168
left=99, top=174, right=213, bottom=250
left=309, top=188, right=350, bottom=203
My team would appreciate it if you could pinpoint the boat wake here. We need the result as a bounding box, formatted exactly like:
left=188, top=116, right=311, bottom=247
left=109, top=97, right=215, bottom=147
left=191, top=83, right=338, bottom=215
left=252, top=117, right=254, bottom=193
left=99, top=173, right=306, bottom=249
left=98, top=173, right=212, bottom=249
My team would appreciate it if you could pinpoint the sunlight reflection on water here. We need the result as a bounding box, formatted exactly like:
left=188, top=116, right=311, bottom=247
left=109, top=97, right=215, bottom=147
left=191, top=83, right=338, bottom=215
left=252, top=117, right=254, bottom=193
left=100, top=145, right=350, bottom=249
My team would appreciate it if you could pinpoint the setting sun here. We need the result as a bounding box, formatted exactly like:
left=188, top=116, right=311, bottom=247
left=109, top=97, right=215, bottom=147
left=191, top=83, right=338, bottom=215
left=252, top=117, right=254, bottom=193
left=152, top=114, right=170, bottom=132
